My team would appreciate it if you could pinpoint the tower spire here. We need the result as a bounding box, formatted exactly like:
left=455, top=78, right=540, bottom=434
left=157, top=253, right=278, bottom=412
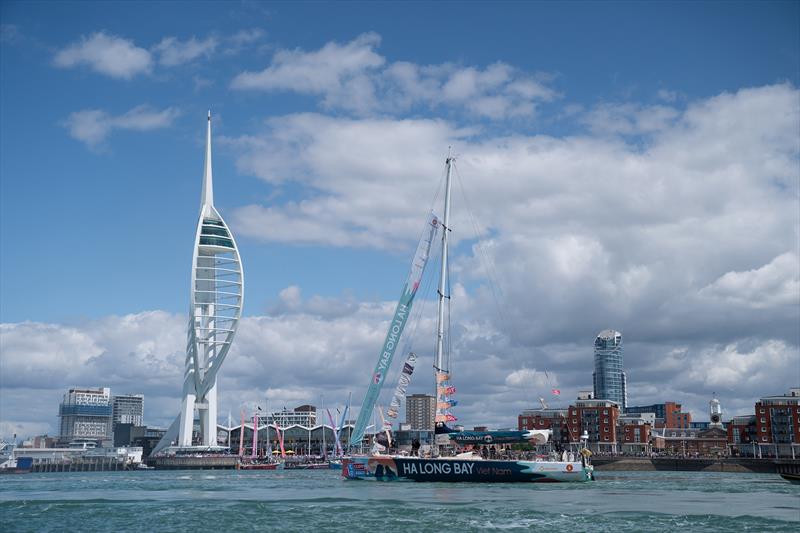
left=201, top=110, right=214, bottom=209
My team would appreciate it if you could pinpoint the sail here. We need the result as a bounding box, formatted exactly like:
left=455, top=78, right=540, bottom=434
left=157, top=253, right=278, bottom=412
left=350, top=213, right=440, bottom=447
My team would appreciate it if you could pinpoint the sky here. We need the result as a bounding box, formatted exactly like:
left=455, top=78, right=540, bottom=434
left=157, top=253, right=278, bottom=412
left=1, top=1, right=798, bottom=439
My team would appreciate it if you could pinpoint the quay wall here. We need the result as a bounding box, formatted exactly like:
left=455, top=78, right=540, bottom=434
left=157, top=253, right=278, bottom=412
left=150, top=456, right=239, bottom=470
left=592, top=457, right=800, bottom=474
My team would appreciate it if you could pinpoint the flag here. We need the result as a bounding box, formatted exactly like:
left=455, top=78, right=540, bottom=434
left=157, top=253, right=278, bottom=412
left=551, top=389, right=561, bottom=395
left=436, top=372, right=450, bottom=383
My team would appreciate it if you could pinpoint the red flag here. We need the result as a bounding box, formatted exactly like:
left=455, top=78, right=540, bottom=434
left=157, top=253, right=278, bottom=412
left=551, top=389, right=561, bottom=395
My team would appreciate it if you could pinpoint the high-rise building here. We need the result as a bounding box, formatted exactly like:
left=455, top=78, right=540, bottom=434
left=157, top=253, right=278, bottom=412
left=592, top=329, right=627, bottom=410
left=58, top=387, right=113, bottom=444
left=406, top=394, right=435, bottom=431
left=112, top=394, right=144, bottom=432
left=153, top=113, right=244, bottom=455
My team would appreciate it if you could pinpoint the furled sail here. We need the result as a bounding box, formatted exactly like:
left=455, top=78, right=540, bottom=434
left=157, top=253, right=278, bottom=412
left=350, top=213, right=440, bottom=447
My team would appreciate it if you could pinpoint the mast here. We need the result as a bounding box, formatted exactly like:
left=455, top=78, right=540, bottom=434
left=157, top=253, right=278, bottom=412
left=435, top=155, right=454, bottom=395
left=321, top=395, right=327, bottom=459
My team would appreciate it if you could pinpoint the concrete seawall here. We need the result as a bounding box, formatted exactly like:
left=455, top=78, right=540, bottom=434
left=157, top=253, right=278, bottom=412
left=592, top=457, right=800, bottom=474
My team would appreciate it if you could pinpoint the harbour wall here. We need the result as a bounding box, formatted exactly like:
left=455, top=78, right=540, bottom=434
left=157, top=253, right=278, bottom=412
left=592, top=457, right=800, bottom=474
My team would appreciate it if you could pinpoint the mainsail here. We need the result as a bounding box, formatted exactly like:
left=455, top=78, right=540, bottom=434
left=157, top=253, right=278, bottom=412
left=349, top=213, right=440, bottom=447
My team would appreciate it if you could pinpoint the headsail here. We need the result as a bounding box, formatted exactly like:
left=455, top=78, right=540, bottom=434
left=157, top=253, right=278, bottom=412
left=350, top=213, right=440, bottom=447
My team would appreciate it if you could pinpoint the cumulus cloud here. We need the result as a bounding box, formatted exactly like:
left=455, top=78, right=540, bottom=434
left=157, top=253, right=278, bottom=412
left=54, top=31, right=152, bottom=79
left=62, top=104, right=180, bottom=148
left=231, top=32, right=557, bottom=118
left=153, top=35, right=218, bottom=66
left=699, top=253, right=800, bottom=309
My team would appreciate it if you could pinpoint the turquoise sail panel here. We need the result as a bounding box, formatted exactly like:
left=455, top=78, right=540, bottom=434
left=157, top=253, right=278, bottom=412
left=350, top=213, right=439, bottom=448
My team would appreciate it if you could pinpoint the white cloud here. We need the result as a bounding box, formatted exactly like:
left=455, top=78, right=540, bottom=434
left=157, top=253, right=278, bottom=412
left=700, top=253, right=799, bottom=309
left=2, top=300, right=796, bottom=439
left=223, top=83, right=799, bottom=361
left=153, top=35, right=218, bottom=66
left=583, top=102, right=680, bottom=135
left=232, top=32, right=385, bottom=113
left=54, top=31, right=152, bottom=79
left=63, top=104, right=180, bottom=148
left=231, top=33, right=557, bottom=118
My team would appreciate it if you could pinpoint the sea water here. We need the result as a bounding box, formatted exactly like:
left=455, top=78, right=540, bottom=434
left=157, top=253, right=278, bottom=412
left=1, top=470, right=798, bottom=532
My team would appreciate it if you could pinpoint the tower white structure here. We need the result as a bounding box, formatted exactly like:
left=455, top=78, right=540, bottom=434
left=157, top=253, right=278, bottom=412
left=153, top=112, right=243, bottom=455
left=709, top=395, right=723, bottom=428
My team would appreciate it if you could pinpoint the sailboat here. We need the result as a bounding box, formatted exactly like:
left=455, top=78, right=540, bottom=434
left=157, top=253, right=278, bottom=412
left=343, top=155, right=594, bottom=482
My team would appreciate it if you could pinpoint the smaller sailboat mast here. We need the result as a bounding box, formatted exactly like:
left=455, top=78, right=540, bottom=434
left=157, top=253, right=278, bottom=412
left=435, top=155, right=455, bottom=427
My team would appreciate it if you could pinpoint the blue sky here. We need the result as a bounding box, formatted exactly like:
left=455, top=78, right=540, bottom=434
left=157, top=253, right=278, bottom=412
left=1, top=1, right=798, bottom=437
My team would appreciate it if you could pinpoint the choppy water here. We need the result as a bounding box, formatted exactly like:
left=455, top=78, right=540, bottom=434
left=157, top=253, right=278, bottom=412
left=1, top=470, right=798, bottom=532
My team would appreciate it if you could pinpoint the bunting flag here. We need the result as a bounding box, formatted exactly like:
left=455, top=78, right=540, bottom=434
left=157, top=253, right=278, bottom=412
left=350, top=214, right=439, bottom=447
left=436, top=372, right=450, bottom=383
left=386, top=352, right=418, bottom=419
left=551, top=388, right=561, bottom=395
left=445, top=414, right=458, bottom=422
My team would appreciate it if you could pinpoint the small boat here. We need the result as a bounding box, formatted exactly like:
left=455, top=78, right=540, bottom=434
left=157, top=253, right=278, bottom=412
left=284, top=461, right=329, bottom=470
left=239, top=461, right=278, bottom=470
left=780, top=472, right=800, bottom=484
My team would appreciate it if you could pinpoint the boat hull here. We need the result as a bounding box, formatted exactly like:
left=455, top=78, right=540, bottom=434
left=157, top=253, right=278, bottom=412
left=284, top=462, right=330, bottom=470
left=238, top=463, right=278, bottom=470
left=780, top=473, right=800, bottom=484
left=342, top=456, right=593, bottom=483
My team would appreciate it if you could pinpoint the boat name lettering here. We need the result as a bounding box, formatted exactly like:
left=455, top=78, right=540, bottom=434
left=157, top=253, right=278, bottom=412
left=378, top=304, right=408, bottom=371
left=401, top=461, right=474, bottom=476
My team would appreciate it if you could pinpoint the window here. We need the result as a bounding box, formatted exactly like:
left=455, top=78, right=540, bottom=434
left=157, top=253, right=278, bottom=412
left=604, top=418, right=609, bottom=424
left=572, top=419, right=577, bottom=424
left=603, top=410, right=608, bottom=415
left=762, top=437, right=768, bottom=442
left=760, top=418, right=766, bottom=423
left=604, top=436, right=609, bottom=441
left=759, top=409, right=765, bottom=414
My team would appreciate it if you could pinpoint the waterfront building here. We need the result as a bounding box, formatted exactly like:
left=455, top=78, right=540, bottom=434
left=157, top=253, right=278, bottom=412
left=651, top=426, right=727, bottom=456
left=626, top=402, right=691, bottom=428
left=620, top=420, right=653, bottom=454
left=727, top=415, right=757, bottom=456
left=754, top=388, right=800, bottom=457
left=406, top=394, right=435, bottom=431
left=58, top=387, right=113, bottom=445
left=518, top=408, right=571, bottom=445
left=592, top=330, right=627, bottom=410
left=153, top=113, right=244, bottom=455
left=567, top=398, right=621, bottom=452
left=112, top=394, right=143, bottom=435
left=260, top=405, right=318, bottom=428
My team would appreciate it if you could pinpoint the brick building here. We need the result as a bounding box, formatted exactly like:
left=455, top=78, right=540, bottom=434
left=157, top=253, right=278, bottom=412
left=753, top=388, right=799, bottom=457
left=626, top=401, right=691, bottom=428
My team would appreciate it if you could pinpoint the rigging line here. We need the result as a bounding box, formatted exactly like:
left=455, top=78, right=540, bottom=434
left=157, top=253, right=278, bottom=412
left=452, top=162, right=555, bottom=390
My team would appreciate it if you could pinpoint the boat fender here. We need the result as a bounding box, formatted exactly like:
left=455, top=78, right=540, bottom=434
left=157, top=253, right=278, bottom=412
left=566, top=464, right=574, bottom=472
